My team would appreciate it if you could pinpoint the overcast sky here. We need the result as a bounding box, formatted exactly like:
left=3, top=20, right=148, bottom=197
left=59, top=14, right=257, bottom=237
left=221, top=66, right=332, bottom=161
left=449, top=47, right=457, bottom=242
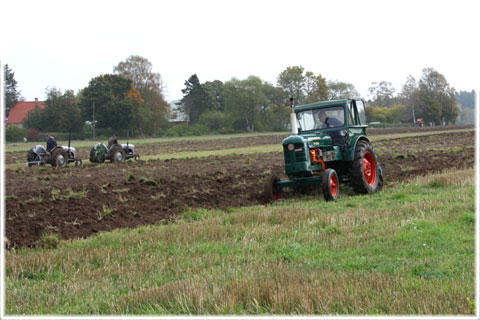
left=1, top=0, right=479, bottom=102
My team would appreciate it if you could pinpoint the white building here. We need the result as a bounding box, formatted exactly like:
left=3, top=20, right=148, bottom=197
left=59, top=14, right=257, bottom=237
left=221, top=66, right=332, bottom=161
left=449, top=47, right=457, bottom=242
left=168, top=100, right=188, bottom=124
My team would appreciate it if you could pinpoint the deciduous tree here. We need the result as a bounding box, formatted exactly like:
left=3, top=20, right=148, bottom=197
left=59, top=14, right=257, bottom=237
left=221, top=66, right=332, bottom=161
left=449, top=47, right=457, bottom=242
left=277, top=66, right=305, bottom=103
left=415, top=68, right=460, bottom=125
left=368, top=81, right=396, bottom=107
left=305, top=71, right=328, bottom=104
left=327, top=80, right=360, bottom=100
left=79, top=74, right=141, bottom=133
left=277, top=66, right=328, bottom=105
left=114, top=55, right=169, bottom=135
left=224, top=76, right=268, bottom=132
left=24, top=88, right=82, bottom=133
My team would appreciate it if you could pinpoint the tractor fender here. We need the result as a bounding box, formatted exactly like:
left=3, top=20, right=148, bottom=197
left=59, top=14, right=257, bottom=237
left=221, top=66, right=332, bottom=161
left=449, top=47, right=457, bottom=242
left=345, top=135, right=371, bottom=161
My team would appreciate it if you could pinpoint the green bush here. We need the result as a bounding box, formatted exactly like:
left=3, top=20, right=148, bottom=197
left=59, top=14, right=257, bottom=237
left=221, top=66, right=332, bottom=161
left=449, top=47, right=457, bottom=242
left=189, top=124, right=209, bottom=136
left=164, top=124, right=186, bottom=137
left=164, top=124, right=210, bottom=137
left=5, top=126, right=27, bottom=142
left=198, top=111, right=233, bottom=132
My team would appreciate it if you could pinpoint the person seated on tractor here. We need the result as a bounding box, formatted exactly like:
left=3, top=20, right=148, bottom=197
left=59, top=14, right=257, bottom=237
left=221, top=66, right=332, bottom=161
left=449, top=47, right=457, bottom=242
left=318, top=112, right=342, bottom=136
left=46, top=135, right=57, bottom=152
left=108, top=133, right=119, bottom=148
left=317, top=111, right=346, bottom=147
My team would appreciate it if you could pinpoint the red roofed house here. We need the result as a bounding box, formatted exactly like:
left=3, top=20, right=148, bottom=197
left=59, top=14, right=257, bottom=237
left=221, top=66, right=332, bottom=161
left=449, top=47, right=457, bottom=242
left=6, top=98, right=46, bottom=128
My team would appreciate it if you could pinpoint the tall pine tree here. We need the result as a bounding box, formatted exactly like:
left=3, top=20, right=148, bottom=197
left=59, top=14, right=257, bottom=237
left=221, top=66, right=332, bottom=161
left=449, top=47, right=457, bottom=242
left=181, top=74, right=212, bottom=124
left=4, top=64, right=23, bottom=118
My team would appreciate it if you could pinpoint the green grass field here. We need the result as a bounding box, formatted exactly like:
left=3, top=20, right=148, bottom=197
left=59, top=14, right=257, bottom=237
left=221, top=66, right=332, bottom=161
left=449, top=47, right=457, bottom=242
left=5, top=168, right=475, bottom=315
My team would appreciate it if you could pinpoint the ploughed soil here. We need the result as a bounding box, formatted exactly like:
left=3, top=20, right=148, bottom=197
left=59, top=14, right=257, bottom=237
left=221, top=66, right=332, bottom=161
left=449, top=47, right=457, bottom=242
left=5, top=128, right=474, bottom=249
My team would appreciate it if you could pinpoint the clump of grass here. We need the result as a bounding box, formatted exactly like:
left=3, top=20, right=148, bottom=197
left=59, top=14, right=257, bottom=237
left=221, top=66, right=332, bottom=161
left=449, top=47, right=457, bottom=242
left=25, top=196, right=42, bottom=204
left=181, top=208, right=208, bottom=222
left=448, top=144, right=464, bottom=153
left=460, top=213, right=475, bottom=225
left=37, top=233, right=60, bottom=249
left=324, top=225, right=341, bottom=235
left=98, top=205, right=114, bottom=220
left=63, top=188, right=87, bottom=201
left=138, top=177, right=157, bottom=186
left=126, top=172, right=135, bottom=182
left=50, top=189, right=61, bottom=200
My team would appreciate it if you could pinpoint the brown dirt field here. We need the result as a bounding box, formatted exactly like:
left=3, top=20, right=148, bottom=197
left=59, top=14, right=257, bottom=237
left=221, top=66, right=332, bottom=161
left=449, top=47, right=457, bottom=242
left=4, top=129, right=474, bottom=249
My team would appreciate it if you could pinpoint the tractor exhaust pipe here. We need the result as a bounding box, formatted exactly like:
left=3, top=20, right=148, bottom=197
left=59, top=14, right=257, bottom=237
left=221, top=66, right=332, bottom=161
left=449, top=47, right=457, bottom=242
left=68, top=130, right=72, bottom=153
left=290, top=97, right=298, bottom=135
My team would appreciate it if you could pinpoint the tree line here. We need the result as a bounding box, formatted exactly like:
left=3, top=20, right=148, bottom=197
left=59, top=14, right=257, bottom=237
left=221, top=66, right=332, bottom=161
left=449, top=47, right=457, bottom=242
left=365, top=68, right=465, bottom=126
left=4, top=57, right=473, bottom=142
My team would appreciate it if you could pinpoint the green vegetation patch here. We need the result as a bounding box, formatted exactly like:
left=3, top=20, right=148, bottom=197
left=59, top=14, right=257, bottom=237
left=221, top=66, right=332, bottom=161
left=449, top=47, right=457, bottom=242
left=5, top=169, right=475, bottom=315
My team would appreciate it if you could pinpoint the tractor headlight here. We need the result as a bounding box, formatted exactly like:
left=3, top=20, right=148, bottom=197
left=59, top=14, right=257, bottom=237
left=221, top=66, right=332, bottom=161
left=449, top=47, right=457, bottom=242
left=340, top=130, right=347, bottom=137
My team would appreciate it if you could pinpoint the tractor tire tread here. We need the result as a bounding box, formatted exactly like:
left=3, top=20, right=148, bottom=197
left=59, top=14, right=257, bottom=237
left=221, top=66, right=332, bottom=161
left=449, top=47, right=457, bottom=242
left=50, top=148, right=68, bottom=167
left=349, top=140, right=379, bottom=194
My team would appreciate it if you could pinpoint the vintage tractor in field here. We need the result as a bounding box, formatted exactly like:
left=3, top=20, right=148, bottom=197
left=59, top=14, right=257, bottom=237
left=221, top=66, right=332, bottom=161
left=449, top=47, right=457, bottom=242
left=89, top=142, right=140, bottom=163
left=26, top=144, right=82, bottom=168
left=264, top=98, right=383, bottom=201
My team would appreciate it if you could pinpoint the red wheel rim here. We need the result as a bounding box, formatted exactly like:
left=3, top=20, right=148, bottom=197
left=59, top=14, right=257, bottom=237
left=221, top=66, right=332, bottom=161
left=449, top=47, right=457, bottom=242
left=363, top=151, right=377, bottom=186
left=330, top=174, right=338, bottom=197
left=273, top=180, right=281, bottom=200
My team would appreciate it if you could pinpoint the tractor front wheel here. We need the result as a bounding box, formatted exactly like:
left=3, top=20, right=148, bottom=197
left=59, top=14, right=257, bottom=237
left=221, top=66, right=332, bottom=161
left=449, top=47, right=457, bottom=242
left=322, top=168, right=339, bottom=201
left=350, top=140, right=380, bottom=194
left=264, top=174, right=282, bottom=201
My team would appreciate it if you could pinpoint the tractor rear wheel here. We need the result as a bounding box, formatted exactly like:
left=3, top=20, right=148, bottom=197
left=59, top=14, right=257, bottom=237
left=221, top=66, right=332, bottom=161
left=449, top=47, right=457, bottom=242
left=110, top=146, right=126, bottom=163
left=264, top=174, right=282, bottom=201
left=322, top=168, right=339, bottom=201
left=350, top=140, right=380, bottom=194
left=90, top=147, right=105, bottom=163
left=89, top=147, right=97, bottom=163
left=50, top=148, right=68, bottom=167
left=27, top=149, right=36, bottom=162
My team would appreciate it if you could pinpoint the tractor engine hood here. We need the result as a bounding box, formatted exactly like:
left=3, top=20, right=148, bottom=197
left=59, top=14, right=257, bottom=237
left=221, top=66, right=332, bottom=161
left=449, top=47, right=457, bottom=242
left=282, top=134, right=332, bottom=147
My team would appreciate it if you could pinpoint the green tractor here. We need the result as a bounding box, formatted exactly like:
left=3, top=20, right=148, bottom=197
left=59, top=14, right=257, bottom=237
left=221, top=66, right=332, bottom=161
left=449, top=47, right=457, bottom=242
left=264, top=98, right=383, bottom=201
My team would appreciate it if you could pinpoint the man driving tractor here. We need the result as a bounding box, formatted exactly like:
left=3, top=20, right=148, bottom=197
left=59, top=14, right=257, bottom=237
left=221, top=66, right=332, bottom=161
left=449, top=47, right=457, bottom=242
left=108, top=133, right=119, bottom=148
left=46, top=135, right=57, bottom=152
left=317, top=111, right=343, bottom=140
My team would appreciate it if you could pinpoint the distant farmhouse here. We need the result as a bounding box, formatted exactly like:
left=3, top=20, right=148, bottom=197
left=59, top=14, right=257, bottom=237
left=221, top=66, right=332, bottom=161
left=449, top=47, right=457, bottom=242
left=169, top=100, right=188, bottom=125
left=6, top=98, right=45, bottom=128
